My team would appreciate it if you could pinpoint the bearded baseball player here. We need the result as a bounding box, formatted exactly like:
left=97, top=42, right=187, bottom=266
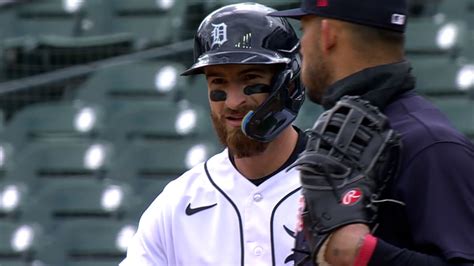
left=120, top=3, right=308, bottom=265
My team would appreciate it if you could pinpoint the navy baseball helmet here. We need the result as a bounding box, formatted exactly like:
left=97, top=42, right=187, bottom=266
left=182, top=2, right=305, bottom=142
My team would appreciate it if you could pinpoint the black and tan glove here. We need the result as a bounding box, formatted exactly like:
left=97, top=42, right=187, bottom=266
left=292, top=96, right=402, bottom=265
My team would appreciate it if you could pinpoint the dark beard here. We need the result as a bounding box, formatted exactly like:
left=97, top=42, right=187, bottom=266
left=211, top=107, right=268, bottom=158
left=303, top=50, right=332, bottom=104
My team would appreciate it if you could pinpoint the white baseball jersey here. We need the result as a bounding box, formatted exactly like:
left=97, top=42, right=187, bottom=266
left=120, top=148, right=302, bottom=266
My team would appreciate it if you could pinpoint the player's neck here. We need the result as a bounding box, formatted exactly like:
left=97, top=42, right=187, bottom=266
left=234, top=127, right=299, bottom=180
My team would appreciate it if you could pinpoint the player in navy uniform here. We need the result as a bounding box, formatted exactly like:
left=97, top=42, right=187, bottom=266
left=121, top=3, right=308, bottom=265
left=272, top=0, right=474, bottom=265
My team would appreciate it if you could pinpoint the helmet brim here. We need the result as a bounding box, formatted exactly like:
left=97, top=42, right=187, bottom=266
left=181, top=50, right=291, bottom=76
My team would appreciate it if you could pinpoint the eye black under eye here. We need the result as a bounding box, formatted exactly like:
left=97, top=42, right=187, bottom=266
left=209, top=90, right=227, bottom=101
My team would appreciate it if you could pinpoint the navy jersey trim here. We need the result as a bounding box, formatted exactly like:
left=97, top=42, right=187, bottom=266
left=204, top=161, right=245, bottom=266
left=270, top=186, right=302, bottom=265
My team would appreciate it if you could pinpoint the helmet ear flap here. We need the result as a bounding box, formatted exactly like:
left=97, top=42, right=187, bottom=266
left=285, top=49, right=305, bottom=112
left=241, top=61, right=305, bottom=142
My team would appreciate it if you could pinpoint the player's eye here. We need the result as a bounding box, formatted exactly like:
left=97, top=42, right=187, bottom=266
left=209, top=90, right=226, bottom=101
left=209, top=78, right=226, bottom=85
left=243, top=74, right=260, bottom=81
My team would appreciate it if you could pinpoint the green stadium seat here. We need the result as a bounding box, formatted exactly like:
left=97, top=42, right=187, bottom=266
left=75, top=61, right=188, bottom=110
left=408, top=0, right=442, bottom=17
left=293, top=101, right=325, bottom=131
left=7, top=140, right=114, bottom=187
left=184, top=75, right=211, bottom=111
left=0, top=142, right=14, bottom=183
left=3, top=101, right=105, bottom=150
left=1, top=33, right=134, bottom=79
left=23, top=179, right=137, bottom=232
left=12, top=0, right=86, bottom=37
left=0, top=5, right=16, bottom=41
left=437, top=0, right=474, bottom=20
left=0, top=181, right=29, bottom=221
left=405, top=18, right=468, bottom=56
left=410, top=56, right=473, bottom=95
left=55, top=219, right=137, bottom=266
left=107, top=139, right=221, bottom=192
left=428, top=96, right=474, bottom=137
left=205, top=0, right=300, bottom=12
left=107, top=0, right=190, bottom=47
left=102, top=100, right=213, bottom=147
left=0, top=221, right=57, bottom=265
left=128, top=180, right=170, bottom=221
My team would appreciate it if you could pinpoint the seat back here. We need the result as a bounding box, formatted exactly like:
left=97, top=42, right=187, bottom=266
left=56, top=219, right=136, bottom=266
left=4, top=101, right=105, bottom=150
left=110, top=0, right=189, bottom=47
left=108, top=139, right=222, bottom=191
left=23, top=179, right=136, bottom=230
left=76, top=61, right=187, bottom=107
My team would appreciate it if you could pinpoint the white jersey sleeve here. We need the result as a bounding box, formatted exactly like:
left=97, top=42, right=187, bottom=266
left=119, top=183, right=171, bottom=265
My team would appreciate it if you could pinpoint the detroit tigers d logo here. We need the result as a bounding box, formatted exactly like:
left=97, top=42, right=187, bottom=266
left=211, top=23, right=228, bottom=48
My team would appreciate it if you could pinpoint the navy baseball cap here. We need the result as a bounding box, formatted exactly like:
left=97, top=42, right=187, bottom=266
left=269, top=0, right=407, bottom=32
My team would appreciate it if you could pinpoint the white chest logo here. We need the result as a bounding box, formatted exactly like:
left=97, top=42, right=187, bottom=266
left=211, top=23, right=228, bottom=47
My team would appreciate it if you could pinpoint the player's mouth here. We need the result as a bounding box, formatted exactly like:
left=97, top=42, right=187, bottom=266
left=225, top=114, right=244, bottom=127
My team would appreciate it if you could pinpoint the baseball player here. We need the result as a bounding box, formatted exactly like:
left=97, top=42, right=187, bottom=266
left=272, top=0, right=474, bottom=265
left=120, top=3, right=307, bottom=265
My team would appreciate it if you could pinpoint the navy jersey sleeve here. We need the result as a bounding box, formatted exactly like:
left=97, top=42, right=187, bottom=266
left=374, top=141, right=474, bottom=263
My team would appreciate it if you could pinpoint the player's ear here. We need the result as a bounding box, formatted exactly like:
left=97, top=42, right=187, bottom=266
left=320, top=19, right=337, bottom=54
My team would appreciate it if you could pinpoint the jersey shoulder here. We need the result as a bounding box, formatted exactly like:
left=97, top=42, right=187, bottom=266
left=145, top=149, right=230, bottom=212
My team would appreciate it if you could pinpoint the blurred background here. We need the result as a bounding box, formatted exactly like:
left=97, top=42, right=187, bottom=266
left=0, top=0, right=472, bottom=265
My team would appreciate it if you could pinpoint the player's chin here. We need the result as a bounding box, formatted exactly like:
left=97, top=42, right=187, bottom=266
left=227, top=130, right=268, bottom=158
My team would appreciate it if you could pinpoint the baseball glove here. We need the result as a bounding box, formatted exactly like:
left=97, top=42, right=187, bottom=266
left=292, top=95, right=402, bottom=264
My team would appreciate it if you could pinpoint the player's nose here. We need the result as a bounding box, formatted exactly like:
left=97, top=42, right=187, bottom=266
left=225, top=84, right=246, bottom=109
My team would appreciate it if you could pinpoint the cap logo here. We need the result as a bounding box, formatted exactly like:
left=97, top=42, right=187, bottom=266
left=391, top=14, right=406, bottom=26
left=341, top=188, right=362, bottom=205
left=316, top=0, right=328, bottom=7
left=211, top=23, right=228, bottom=48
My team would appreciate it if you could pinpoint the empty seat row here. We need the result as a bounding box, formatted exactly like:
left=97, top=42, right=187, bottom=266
left=0, top=219, right=134, bottom=265
left=0, top=0, right=200, bottom=46
left=0, top=175, right=169, bottom=228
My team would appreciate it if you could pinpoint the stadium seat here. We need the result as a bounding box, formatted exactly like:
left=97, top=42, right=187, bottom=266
left=0, top=142, right=14, bottom=183
left=7, top=140, right=115, bottom=188
left=0, top=221, right=57, bottom=265
left=106, top=0, right=190, bottom=47
left=407, top=0, right=442, bottom=17
left=405, top=18, right=468, bottom=56
left=410, top=56, right=474, bottom=95
left=23, top=179, right=136, bottom=232
left=53, top=219, right=137, bottom=266
left=75, top=60, right=188, bottom=110
left=0, top=181, right=29, bottom=221
left=0, top=4, right=16, bottom=42
left=3, top=101, right=105, bottom=150
left=102, top=100, right=213, bottom=147
left=428, top=96, right=474, bottom=137
left=205, top=0, right=300, bottom=12
left=1, top=33, right=134, bottom=79
left=128, top=180, right=170, bottom=221
left=107, top=139, right=222, bottom=192
left=293, top=101, right=325, bottom=131
left=9, top=0, right=89, bottom=38
left=184, top=75, right=211, bottom=110
left=437, top=0, right=474, bottom=20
